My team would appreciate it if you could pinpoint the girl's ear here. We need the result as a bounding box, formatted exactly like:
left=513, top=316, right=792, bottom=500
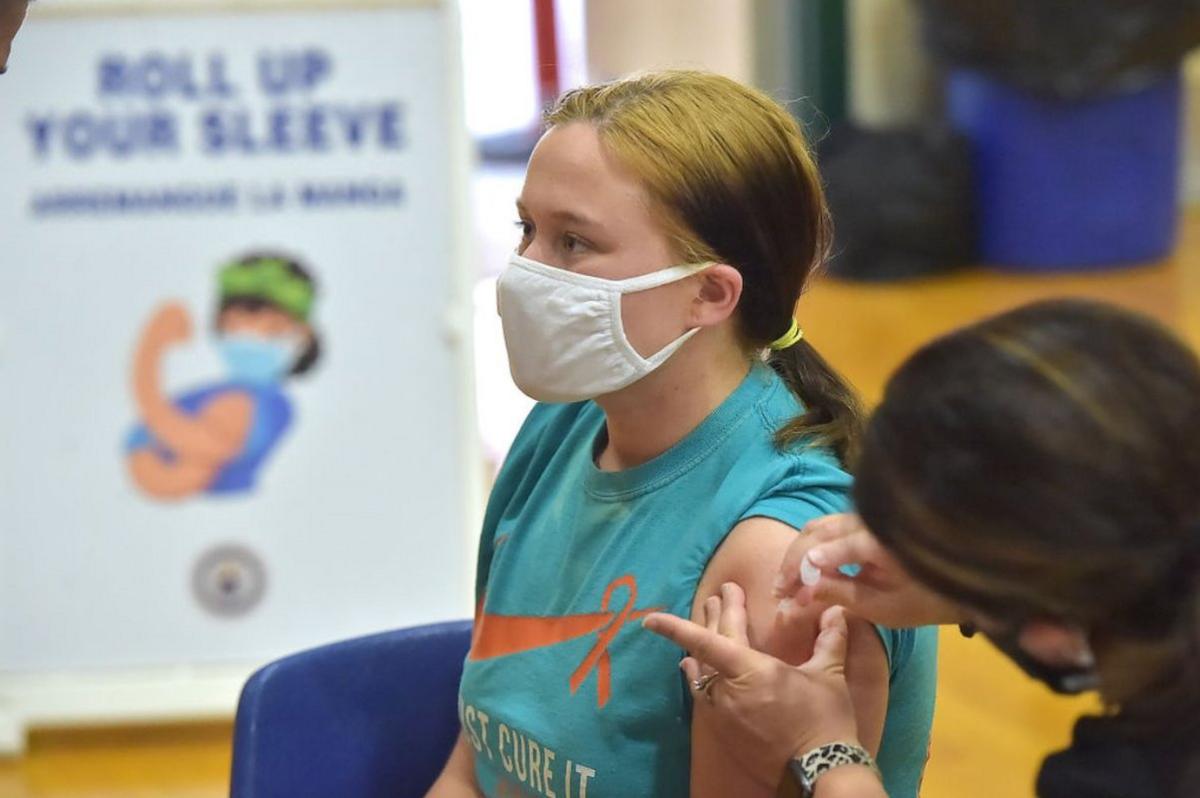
left=691, top=264, right=742, bottom=327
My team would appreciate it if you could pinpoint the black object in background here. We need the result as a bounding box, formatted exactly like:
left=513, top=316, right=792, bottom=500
left=818, top=124, right=976, bottom=282
left=919, top=0, right=1200, bottom=100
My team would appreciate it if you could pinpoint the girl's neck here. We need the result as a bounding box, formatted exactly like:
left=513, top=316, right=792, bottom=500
left=594, top=334, right=751, bottom=472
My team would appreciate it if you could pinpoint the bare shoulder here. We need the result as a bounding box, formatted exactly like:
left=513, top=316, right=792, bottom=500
left=692, top=516, right=890, bottom=752
left=198, top=389, right=255, bottom=442
left=202, top=389, right=255, bottom=418
left=692, top=516, right=884, bottom=666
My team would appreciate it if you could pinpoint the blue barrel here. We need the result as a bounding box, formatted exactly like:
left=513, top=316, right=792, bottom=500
left=947, top=69, right=1182, bottom=271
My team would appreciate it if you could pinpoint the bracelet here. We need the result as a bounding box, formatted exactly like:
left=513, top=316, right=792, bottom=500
left=786, top=741, right=880, bottom=798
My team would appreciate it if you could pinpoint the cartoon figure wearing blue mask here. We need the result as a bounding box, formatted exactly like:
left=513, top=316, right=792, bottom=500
left=124, top=252, right=322, bottom=500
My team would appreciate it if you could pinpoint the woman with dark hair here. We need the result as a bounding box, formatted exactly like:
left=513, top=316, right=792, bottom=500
left=125, top=252, right=321, bottom=499
left=646, top=298, right=1200, bottom=797
left=0, top=0, right=30, bottom=74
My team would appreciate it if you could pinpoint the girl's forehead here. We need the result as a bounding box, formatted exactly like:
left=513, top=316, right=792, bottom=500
left=521, top=125, right=652, bottom=227
left=528, top=124, right=610, bottom=176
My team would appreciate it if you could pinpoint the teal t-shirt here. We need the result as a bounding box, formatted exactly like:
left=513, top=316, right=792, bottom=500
left=459, top=364, right=937, bottom=797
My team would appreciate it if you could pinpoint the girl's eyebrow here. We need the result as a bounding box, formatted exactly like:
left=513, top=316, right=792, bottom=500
left=515, top=199, right=605, bottom=231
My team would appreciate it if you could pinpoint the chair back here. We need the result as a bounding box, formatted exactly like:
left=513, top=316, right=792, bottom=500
left=230, top=619, right=472, bottom=798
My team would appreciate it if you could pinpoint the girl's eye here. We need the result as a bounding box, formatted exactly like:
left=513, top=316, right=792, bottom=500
left=514, top=219, right=533, bottom=239
left=563, top=234, right=588, bottom=255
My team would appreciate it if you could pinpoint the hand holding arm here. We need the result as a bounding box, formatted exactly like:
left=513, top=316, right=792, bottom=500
left=684, top=519, right=889, bottom=798
left=645, top=599, right=881, bottom=794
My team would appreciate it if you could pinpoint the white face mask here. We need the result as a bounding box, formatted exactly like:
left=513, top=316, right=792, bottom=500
left=497, top=252, right=713, bottom=403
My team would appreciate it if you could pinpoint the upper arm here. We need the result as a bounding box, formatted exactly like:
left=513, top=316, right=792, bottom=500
left=155, top=391, right=253, bottom=462
left=688, top=517, right=889, bottom=797
left=197, top=392, right=255, bottom=454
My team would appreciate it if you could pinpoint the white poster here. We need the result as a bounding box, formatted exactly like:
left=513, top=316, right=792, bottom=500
left=0, top=0, right=476, bottom=706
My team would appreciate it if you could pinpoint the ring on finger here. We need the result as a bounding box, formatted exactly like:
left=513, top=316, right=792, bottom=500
left=691, top=671, right=722, bottom=701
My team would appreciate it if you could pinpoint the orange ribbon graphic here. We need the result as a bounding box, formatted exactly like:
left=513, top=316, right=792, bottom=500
left=470, top=575, right=662, bottom=708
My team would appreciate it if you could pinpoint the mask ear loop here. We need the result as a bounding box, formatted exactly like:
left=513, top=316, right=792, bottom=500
left=610, top=261, right=716, bottom=294
left=606, top=262, right=716, bottom=378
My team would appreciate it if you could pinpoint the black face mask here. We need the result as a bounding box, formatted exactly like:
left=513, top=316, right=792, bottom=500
left=985, top=626, right=1100, bottom=695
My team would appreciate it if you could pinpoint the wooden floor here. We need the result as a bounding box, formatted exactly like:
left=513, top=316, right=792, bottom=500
left=4, top=216, right=1199, bottom=796
left=0, top=722, right=233, bottom=798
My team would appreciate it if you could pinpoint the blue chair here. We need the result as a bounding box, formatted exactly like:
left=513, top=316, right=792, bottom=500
left=230, top=620, right=473, bottom=798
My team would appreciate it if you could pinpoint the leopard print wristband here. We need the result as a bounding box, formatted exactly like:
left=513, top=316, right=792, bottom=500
left=787, top=741, right=881, bottom=797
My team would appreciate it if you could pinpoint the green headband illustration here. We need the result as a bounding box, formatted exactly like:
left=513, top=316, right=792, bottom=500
left=219, top=258, right=315, bottom=321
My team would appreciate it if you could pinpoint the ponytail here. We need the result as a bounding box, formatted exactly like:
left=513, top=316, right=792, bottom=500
left=769, top=338, right=865, bottom=467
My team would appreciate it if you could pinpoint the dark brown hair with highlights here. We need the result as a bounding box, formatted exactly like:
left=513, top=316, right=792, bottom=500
left=856, top=298, right=1200, bottom=726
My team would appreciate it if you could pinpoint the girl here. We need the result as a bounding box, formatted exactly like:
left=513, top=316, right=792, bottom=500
left=125, top=252, right=320, bottom=499
left=430, top=71, right=937, bottom=798
left=648, top=299, right=1200, bottom=797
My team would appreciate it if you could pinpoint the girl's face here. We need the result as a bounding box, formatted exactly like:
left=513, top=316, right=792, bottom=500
left=217, top=305, right=310, bottom=384
left=515, top=122, right=700, bottom=360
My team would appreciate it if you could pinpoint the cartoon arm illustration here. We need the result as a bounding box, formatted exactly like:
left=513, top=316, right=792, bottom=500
left=127, top=302, right=253, bottom=499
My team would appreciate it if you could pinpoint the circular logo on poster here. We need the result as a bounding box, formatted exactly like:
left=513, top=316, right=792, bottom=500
left=192, top=544, right=267, bottom=618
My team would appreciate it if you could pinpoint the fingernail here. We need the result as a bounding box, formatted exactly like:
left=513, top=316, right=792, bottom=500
left=807, top=548, right=828, bottom=568
left=777, top=598, right=796, bottom=617
left=800, top=555, right=822, bottom=587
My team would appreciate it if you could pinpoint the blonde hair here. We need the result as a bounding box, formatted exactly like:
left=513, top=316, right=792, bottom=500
left=546, top=70, right=863, bottom=462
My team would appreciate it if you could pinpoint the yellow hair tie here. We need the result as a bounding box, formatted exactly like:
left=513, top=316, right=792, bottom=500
left=770, top=317, right=804, bottom=350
